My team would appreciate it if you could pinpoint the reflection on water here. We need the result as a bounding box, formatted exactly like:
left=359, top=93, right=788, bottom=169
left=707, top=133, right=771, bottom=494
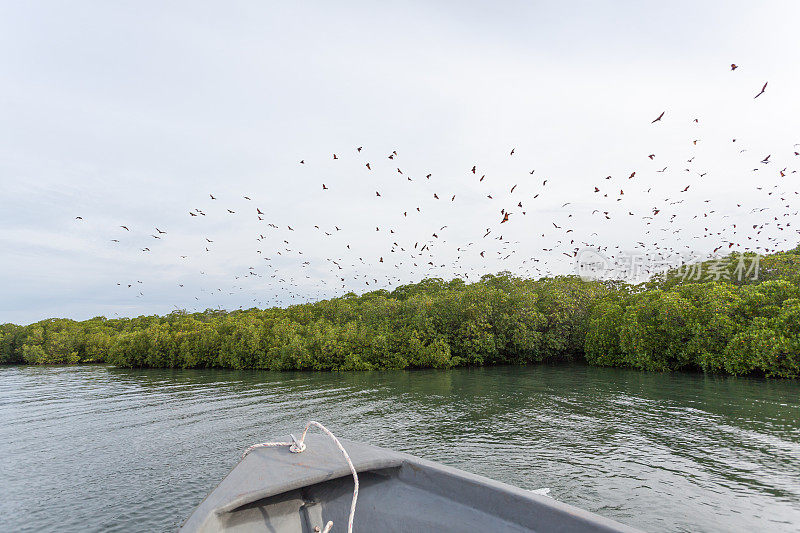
left=1, top=364, right=798, bottom=532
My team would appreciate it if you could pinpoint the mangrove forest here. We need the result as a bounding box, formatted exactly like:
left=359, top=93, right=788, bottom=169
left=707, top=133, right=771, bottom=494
left=2, top=247, right=799, bottom=378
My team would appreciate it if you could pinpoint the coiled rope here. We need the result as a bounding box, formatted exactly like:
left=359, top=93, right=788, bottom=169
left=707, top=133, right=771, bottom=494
left=243, top=421, right=358, bottom=533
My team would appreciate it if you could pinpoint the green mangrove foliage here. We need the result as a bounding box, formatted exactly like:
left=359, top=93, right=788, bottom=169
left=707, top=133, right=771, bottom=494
left=2, top=247, right=799, bottom=378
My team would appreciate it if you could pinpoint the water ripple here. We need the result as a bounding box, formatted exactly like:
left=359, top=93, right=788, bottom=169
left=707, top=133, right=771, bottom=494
left=0, top=364, right=798, bottom=532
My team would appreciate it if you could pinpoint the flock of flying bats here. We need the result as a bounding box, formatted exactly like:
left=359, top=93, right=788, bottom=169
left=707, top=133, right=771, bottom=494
left=72, top=64, right=798, bottom=312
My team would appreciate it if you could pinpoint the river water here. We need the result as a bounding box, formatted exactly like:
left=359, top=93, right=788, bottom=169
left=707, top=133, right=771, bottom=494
left=0, top=364, right=798, bottom=532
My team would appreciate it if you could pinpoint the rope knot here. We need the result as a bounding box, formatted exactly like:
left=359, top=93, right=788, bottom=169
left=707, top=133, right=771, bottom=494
left=289, top=434, right=306, bottom=453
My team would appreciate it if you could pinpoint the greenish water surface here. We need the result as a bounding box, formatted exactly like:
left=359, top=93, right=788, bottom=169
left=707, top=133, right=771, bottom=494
left=0, top=364, right=798, bottom=532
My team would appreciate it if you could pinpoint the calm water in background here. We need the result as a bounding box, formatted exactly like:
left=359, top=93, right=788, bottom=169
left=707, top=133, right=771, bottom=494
left=0, top=364, right=798, bottom=533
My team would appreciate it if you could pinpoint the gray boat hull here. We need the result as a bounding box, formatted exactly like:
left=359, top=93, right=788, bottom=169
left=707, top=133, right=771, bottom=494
left=181, top=435, right=640, bottom=532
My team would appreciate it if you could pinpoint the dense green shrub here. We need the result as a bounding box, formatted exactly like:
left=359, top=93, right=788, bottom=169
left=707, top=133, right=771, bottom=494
left=3, top=249, right=799, bottom=378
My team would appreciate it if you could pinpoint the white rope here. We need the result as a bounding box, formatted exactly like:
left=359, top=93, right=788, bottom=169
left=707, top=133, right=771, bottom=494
left=243, top=421, right=359, bottom=533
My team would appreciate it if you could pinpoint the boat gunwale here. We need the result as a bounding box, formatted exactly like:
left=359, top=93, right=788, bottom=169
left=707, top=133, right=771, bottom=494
left=181, top=434, right=642, bottom=533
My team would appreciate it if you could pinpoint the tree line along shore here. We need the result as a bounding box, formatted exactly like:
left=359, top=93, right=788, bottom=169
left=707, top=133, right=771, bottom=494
left=2, top=247, right=799, bottom=378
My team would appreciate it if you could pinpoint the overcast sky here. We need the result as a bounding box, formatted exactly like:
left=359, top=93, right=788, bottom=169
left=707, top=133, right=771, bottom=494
left=1, top=1, right=799, bottom=325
